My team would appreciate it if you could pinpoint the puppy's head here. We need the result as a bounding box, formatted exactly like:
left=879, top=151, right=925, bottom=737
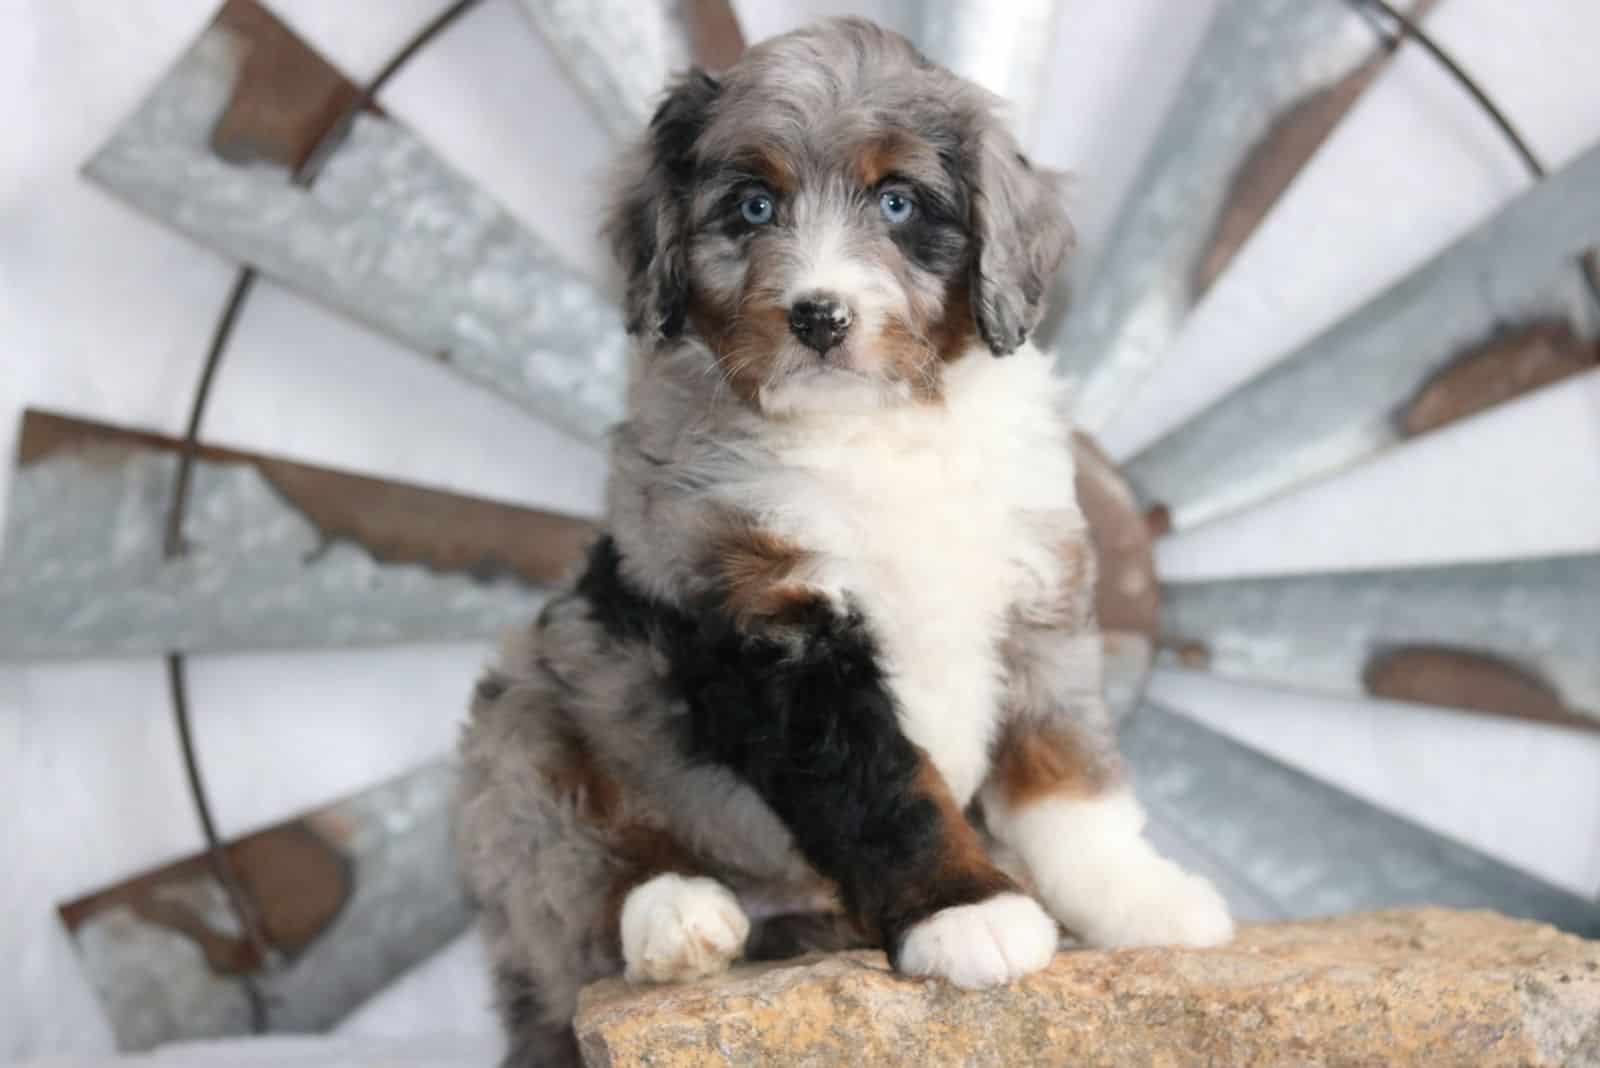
left=605, top=18, right=1072, bottom=414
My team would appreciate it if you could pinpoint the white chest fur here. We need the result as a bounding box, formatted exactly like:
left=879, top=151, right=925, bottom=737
left=721, top=346, right=1081, bottom=805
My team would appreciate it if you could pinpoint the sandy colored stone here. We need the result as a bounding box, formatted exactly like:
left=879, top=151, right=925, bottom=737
left=575, top=908, right=1600, bottom=1067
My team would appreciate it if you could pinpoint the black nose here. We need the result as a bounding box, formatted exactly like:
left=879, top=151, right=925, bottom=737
left=788, top=296, right=852, bottom=354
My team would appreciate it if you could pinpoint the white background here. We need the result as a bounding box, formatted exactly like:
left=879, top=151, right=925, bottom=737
left=3, top=0, right=1599, bottom=1060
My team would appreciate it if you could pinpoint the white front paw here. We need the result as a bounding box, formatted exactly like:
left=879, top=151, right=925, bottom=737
left=897, top=893, right=1059, bottom=989
left=1073, top=859, right=1234, bottom=949
left=621, top=874, right=750, bottom=983
left=1002, top=793, right=1235, bottom=950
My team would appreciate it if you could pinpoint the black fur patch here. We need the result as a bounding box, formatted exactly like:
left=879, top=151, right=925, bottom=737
left=651, top=70, right=720, bottom=184
left=879, top=158, right=970, bottom=278
left=576, top=537, right=1003, bottom=958
left=493, top=964, right=578, bottom=1068
left=706, top=179, right=777, bottom=242
left=607, top=70, right=721, bottom=340
left=889, top=213, right=969, bottom=277
left=493, top=963, right=543, bottom=1035
left=745, top=911, right=869, bottom=962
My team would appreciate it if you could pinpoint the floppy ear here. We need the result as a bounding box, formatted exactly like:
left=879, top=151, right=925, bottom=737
left=604, top=70, right=721, bottom=341
left=967, top=128, right=1074, bottom=355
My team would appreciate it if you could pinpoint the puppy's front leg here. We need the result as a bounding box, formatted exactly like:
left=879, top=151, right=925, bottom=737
left=984, top=621, right=1234, bottom=949
left=579, top=533, right=1057, bottom=986
left=677, top=590, right=1058, bottom=988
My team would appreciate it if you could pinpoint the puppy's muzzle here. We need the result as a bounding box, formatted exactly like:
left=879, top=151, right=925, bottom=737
left=788, top=294, right=852, bottom=355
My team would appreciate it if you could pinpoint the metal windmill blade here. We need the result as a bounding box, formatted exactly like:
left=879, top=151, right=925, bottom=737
left=515, top=0, right=745, bottom=139
left=1067, top=4, right=1600, bottom=737
left=1127, top=703, right=1600, bottom=936
left=59, top=761, right=465, bottom=1051
left=1052, top=0, right=1436, bottom=432
left=0, top=410, right=595, bottom=659
left=1159, top=554, right=1600, bottom=732
left=1125, top=143, right=1600, bottom=534
left=906, top=0, right=1063, bottom=138
left=84, top=0, right=629, bottom=443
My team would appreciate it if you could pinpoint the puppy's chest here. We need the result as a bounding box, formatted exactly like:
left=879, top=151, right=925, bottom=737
left=746, top=367, right=1076, bottom=802
left=779, top=439, right=1039, bottom=633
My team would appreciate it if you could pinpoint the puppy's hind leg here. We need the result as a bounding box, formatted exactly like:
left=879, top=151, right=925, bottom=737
left=459, top=672, right=727, bottom=1064
left=481, top=830, right=748, bottom=1067
left=488, top=954, right=581, bottom=1068
left=467, top=821, right=620, bottom=1068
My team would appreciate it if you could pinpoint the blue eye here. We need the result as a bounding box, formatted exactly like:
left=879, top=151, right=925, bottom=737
left=879, top=189, right=915, bottom=224
left=739, top=194, right=775, bottom=225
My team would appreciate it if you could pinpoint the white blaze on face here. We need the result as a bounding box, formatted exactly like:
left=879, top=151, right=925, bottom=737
left=729, top=180, right=925, bottom=415
left=782, top=188, right=902, bottom=334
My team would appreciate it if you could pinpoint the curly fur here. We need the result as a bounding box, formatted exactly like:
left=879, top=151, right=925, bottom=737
left=456, top=19, right=1228, bottom=1066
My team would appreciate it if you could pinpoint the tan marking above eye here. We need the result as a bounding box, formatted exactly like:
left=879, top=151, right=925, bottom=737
left=853, top=131, right=919, bottom=188
left=736, top=144, right=798, bottom=195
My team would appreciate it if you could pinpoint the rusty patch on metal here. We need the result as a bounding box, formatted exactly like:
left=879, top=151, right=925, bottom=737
left=209, top=0, right=365, bottom=170
left=1072, top=432, right=1160, bottom=639
left=688, top=0, right=746, bottom=70
left=58, top=763, right=465, bottom=1046
left=1400, top=320, right=1597, bottom=437
left=1143, top=503, right=1173, bottom=540
left=1364, top=645, right=1597, bottom=732
left=17, top=409, right=175, bottom=466
left=1194, top=58, right=1382, bottom=294
left=252, top=456, right=596, bottom=585
left=1168, top=639, right=1212, bottom=670
left=18, top=410, right=598, bottom=587
left=60, top=821, right=351, bottom=975
left=1193, top=0, right=1436, bottom=297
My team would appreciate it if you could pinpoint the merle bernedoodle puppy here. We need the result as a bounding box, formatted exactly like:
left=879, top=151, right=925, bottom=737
left=455, top=18, right=1232, bottom=1065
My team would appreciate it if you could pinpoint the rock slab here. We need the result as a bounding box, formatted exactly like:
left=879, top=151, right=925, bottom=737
left=575, top=908, right=1600, bottom=1067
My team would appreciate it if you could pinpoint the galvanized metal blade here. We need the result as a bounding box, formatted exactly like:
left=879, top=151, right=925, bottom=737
left=1053, top=0, right=1429, bottom=432
left=1158, top=554, right=1600, bottom=730
left=83, top=0, right=627, bottom=443
left=1126, top=143, right=1600, bottom=534
left=905, top=0, right=1063, bottom=142
left=0, top=410, right=597, bottom=659
left=59, top=760, right=469, bottom=1050
left=515, top=0, right=743, bottom=140
left=1126, top=702, right=1600, bottom=935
